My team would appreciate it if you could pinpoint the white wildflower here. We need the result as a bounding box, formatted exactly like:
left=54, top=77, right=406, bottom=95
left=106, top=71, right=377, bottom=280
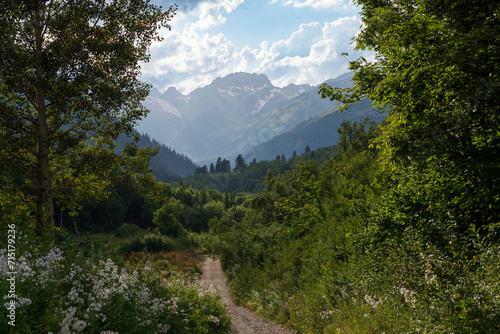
left=208, top=315, right=220, bottom=324
left=73, top=320, right=87, bottom=332
left=364, top=294, right=382, bottom=308
left=157, top=323, right=171, bottom=333
left=399, top=287, right=417, bottom=307
left=319, top=310, right=334, bottom=320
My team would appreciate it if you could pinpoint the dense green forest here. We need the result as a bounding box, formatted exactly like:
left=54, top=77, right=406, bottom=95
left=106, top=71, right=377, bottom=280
left=205, top=117, right=500, bottom=333
left=1, top=0, right=499, bottom=333
left=175, top=145, right=339, bottom=193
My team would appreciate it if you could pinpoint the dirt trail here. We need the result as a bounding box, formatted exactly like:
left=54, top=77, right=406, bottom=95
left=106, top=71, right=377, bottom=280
left=199, top=257, right=296, bottom=334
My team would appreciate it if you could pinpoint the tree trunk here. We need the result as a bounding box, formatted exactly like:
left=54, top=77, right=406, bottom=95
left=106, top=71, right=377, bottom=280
left=71, top=216, right=80, bottom=236
left=34, top=1, right=55, bottom=237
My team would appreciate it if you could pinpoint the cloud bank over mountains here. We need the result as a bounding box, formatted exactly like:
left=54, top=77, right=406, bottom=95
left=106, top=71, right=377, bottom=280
left=141, top=0, right=373, bottom=95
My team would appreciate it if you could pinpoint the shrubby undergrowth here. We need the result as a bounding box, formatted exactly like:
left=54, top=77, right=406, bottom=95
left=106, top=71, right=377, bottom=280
left=205, top=117, right=500, bottom=333
left=0, top=245, right=230, bottom=333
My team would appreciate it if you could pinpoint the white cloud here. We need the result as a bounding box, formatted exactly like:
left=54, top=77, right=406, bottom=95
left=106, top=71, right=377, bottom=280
left=141, top=1, right=244, bottom=93
left=142, top=28, right=239, bottom=93
left=241, top=15, right=366, bottom=87
left=269, top=22, right=323, bottom=58
left=271, top=0, right=353, bottom=9
left=188, top=0, right=244, bottom=30
left=140, top=1, right=371, bottom=94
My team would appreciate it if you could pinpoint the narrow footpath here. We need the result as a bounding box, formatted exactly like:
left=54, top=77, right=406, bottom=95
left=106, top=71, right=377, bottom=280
left=199, top=257, right=296, bottom=334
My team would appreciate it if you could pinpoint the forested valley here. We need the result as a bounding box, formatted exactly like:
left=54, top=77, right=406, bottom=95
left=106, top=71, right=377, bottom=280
left=1, top=0, right=499, bottom=333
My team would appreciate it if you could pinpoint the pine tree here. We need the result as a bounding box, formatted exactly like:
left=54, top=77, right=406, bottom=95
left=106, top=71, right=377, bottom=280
left=234, top=154, right=247, bottom=172
left=215, top=157, right=222, bottom=173
left=221, top=159, right=231, bottom=173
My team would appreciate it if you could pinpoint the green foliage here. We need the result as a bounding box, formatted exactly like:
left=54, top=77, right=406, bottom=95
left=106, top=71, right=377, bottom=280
left=120, top=236, right=146, bottom=254
left=0, top=0, right=176, bottom=232
left=320, top=0, right=500, bottom=237
left=0, top=246, right=230, bottom=333
left=0, top=178, right=40, bottom=251
left=153, top=198, right=186, bottom=238
left=305, top=3, right=500, bottom=331
left=118, top=231, right=182, bottom=255
left=142, top=232, right=175, bottom=253
left=234, top=154, right=247, bottom=172
left=69, top=175, right=161, bottom=233
left=204, top=119, right=380, bottom=330
left=208, top=113, right=500, bottom=333
left=135, top=133, right=197, bottom=179
left=114, top=223, right=142, bottom=239
left=175, top=148, right=337, bottom=193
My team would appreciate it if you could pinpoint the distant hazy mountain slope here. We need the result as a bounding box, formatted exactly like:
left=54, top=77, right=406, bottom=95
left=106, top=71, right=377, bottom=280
left=137, top=72, right=368, bottom=164
left=137, top=72, right=312, bottom=162
left=226, top=72, right=356, bottom=160
left=118, top=133, right=197, bottom=180
left=245, top=98, right=387, bottom=161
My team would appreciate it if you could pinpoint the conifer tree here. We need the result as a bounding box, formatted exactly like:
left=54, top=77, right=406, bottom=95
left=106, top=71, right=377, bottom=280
left=221, top=159, right=231, bottom=173
left=234, top=154, right=247, bottom=172
left=215, top=157, right=222, bottom=173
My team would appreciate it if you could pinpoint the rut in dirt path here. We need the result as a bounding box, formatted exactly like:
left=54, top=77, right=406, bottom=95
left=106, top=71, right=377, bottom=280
left=199, top=257, right=297, bottom=334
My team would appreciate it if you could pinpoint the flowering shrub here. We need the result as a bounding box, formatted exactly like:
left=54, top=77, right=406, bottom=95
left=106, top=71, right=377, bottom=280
left=305, top=239, right=500, bottom=334
left=0, top=247, right=230, bottom=333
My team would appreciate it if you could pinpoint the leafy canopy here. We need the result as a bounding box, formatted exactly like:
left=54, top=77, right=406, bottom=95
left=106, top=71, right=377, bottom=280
left=319, top=0, right=500, bottom=234
left=0, top=0, right=177, bottom=232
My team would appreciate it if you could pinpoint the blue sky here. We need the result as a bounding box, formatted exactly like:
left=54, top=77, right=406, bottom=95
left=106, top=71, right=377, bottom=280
left=141, top=0, right=373, bottom=94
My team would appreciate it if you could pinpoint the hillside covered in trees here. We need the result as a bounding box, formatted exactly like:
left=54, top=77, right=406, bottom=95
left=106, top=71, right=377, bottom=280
left=118, top=133, right=197, bottom=181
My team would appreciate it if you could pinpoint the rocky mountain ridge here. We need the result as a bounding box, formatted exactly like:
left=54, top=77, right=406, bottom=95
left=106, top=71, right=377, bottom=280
left=138, top=72, right=314, bottom=162
left=137, top=71, right=382, bottom=166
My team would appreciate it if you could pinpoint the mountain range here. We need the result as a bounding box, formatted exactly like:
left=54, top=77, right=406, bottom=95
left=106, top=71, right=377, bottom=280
left=137, top=71, right=385, bottom=169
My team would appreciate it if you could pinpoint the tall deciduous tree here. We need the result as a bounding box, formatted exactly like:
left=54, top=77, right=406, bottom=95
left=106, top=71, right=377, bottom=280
left=320, top=0, right=500, bottom=236
left=0, top=0, right=176, bottom=234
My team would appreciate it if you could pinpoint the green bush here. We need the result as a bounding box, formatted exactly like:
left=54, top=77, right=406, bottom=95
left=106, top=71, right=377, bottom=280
left=143, top=232, right=175, bottom=253
left=114, top=223, right=142, bottom=238
left=153, top=199, right=187, bottom=238
left=119, top=236, right=145, bottom=254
